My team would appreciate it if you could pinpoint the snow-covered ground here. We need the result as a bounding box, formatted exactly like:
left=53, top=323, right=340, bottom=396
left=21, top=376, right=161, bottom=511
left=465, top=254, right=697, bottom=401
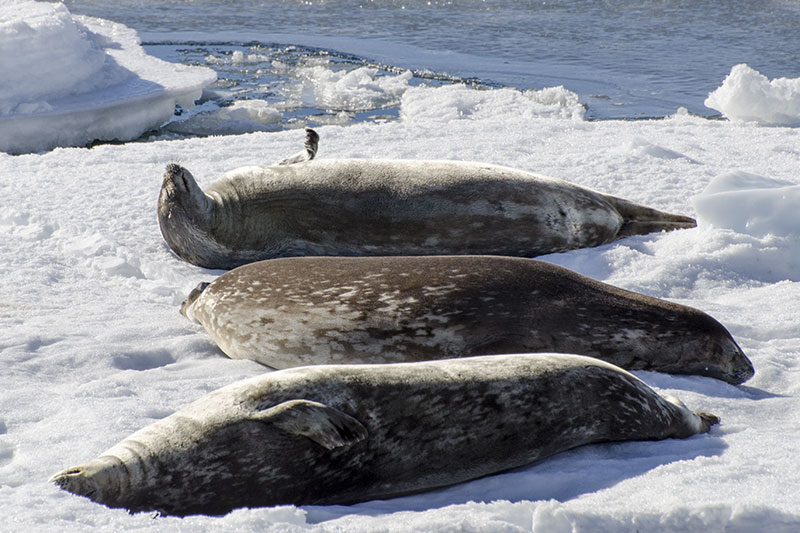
left=3, top=5, right=800, bottom=533
left=3, top=96, right=800, bottom=531
left=0, top=2, right=215, bottom=154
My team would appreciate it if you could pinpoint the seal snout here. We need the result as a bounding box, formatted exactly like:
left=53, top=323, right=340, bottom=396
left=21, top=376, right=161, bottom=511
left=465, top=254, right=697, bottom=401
left=180, top=281, right=211, bottom=321
left=50, top=466, right=102, bottom=500
left=731, top=351, right=755, bottom=384
left=163, top=163, right=193, bottom=195
left=165, top=162, right=184, bottom=175
left=50, top=456, right=127, bottom=507
left=721, top=337, right=754, bottom=384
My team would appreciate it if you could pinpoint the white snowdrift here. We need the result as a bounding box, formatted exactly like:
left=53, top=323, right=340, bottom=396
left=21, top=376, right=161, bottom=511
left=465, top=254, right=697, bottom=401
left=0, top=2, right=216, bottom=154
left=705, top=64, right=800, bottom=126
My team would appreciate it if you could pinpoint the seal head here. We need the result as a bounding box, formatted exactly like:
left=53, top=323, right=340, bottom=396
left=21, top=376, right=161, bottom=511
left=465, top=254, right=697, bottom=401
left=157, top=164, right=227, bottom=266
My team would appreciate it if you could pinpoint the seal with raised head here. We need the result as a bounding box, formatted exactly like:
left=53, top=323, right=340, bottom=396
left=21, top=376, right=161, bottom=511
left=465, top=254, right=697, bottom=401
left=157, top=129, right=696, bottom=269
left=50, top=353, right=719, bottom=516
left=181, top=255, right=754, bottom=384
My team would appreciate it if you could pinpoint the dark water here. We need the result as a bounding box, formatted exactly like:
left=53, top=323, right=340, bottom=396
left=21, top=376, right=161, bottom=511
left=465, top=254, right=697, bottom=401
left=65, top=0, right=800, bottom=125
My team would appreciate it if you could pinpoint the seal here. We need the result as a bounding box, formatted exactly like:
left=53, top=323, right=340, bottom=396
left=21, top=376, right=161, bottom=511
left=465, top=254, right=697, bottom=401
left=50, top=353, right=719, bottom=516
left=157, top=130, right=696, bottom=269
left=181, top=255, right=754, bottom=384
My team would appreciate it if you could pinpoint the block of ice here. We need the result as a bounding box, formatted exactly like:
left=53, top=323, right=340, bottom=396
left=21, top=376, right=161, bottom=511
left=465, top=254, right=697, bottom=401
left=705, top=64, right=800, bottom=126
left=692, top=170, right=800, bottom=236
left=0, top=2, right=216, bottom=154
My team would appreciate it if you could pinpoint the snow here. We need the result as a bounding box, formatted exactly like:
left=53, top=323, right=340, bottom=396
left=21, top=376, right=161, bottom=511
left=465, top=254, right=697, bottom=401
left=0, top=2, right=216, bottom=154
left=3, top=99, right=800, bottom=530
left=2, top=7, right=800, bottom=532
left=705, top=64, right=800, bottom=126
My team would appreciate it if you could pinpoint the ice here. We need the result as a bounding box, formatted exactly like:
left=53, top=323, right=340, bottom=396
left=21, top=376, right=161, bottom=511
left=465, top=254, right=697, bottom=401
left=286, top=58, right=413, bottom=112
left=705, top=64, right=800, bottom=126
left=692, top=171, right=800, bottom=237
left=0, top=2, right=216, bottom=154
left=165, top=100, right=283, bottom=136
left=401, top=84, right=585, bottom=123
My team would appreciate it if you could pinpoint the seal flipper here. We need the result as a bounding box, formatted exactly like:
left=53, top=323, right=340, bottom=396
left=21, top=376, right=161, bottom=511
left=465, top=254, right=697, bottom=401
left=602, top=194, right=697, bottom=238
left=696, top=412, right=721, bottom=433
left=277, top=128, right=320, bottom=165
left=257, top=399, right=367, bottom=449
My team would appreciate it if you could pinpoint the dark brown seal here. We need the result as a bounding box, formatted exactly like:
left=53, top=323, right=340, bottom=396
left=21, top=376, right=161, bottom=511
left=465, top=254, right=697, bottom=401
left=181, top=255, right=754, bottom=384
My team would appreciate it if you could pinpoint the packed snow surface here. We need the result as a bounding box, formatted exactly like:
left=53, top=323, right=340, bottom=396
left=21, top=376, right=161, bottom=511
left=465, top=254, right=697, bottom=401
left=705, top=64, right=800, bottom=126
left=0, top=2, right=215, bottom=154
left=2, top=93, right=800, bottom=531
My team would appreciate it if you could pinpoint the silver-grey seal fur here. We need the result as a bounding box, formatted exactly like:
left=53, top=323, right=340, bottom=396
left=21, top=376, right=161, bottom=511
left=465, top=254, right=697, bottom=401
left=181, top=255, right=753, bottom=384
left=157, top=130, right=696, bottom=269
left=50, top=353, right=719, bottom=516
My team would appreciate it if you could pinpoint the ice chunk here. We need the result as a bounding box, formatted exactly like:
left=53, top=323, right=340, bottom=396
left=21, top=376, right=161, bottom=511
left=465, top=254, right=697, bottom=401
left=286, top=59, right=413, bottom=112
left=0, top=2, right=216, bottom=154
left=165, top=100, right=282, bottom=135
left=705, top=64, right=800, bottom=126
left=692, top=170, right=800, bottom=236
left=400, top=84, right=585, bottom=123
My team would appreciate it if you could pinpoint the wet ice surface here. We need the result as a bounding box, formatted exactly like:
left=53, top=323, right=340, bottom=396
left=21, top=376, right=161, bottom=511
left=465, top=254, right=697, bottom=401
left=142, top=41, right=469, bottom=138
left=65, top=0, right=800, bottom=120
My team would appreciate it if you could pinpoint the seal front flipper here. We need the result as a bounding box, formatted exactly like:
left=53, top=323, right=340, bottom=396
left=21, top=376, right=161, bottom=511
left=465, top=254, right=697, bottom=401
left=257, top=399, right=367, bottom=449
left=277, top=128, right=320, bottom=165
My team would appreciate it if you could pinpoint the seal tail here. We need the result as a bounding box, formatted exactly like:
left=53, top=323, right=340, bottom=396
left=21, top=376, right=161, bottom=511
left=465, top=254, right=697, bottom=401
left=602, top=195, right=697, bottom=238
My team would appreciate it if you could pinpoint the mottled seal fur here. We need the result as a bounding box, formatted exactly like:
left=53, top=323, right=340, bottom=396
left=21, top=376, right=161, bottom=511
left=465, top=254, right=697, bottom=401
left=157, top=130, right=696, bottom=269
left=50, top=353, right=719, bottom=516
left=181, top=255, right=753, bottom=384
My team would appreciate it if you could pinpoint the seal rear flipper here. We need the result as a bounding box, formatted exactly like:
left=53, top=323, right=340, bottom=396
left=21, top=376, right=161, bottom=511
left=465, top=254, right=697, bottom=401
left=696, top=412, right=721, bottom=433
left=277, top=128, right=320, bottom=165
left=256, top=399, right=367, bottom=450
left=602, top=195, right=697, bottom=238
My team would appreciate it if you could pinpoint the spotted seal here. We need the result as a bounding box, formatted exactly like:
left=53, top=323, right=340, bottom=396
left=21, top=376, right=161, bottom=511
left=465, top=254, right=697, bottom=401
left=157, top=129, right=696, bottom=269
left=181, top=255, right=753, bottom=384
left=50, top=353, right=719, bottom=516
